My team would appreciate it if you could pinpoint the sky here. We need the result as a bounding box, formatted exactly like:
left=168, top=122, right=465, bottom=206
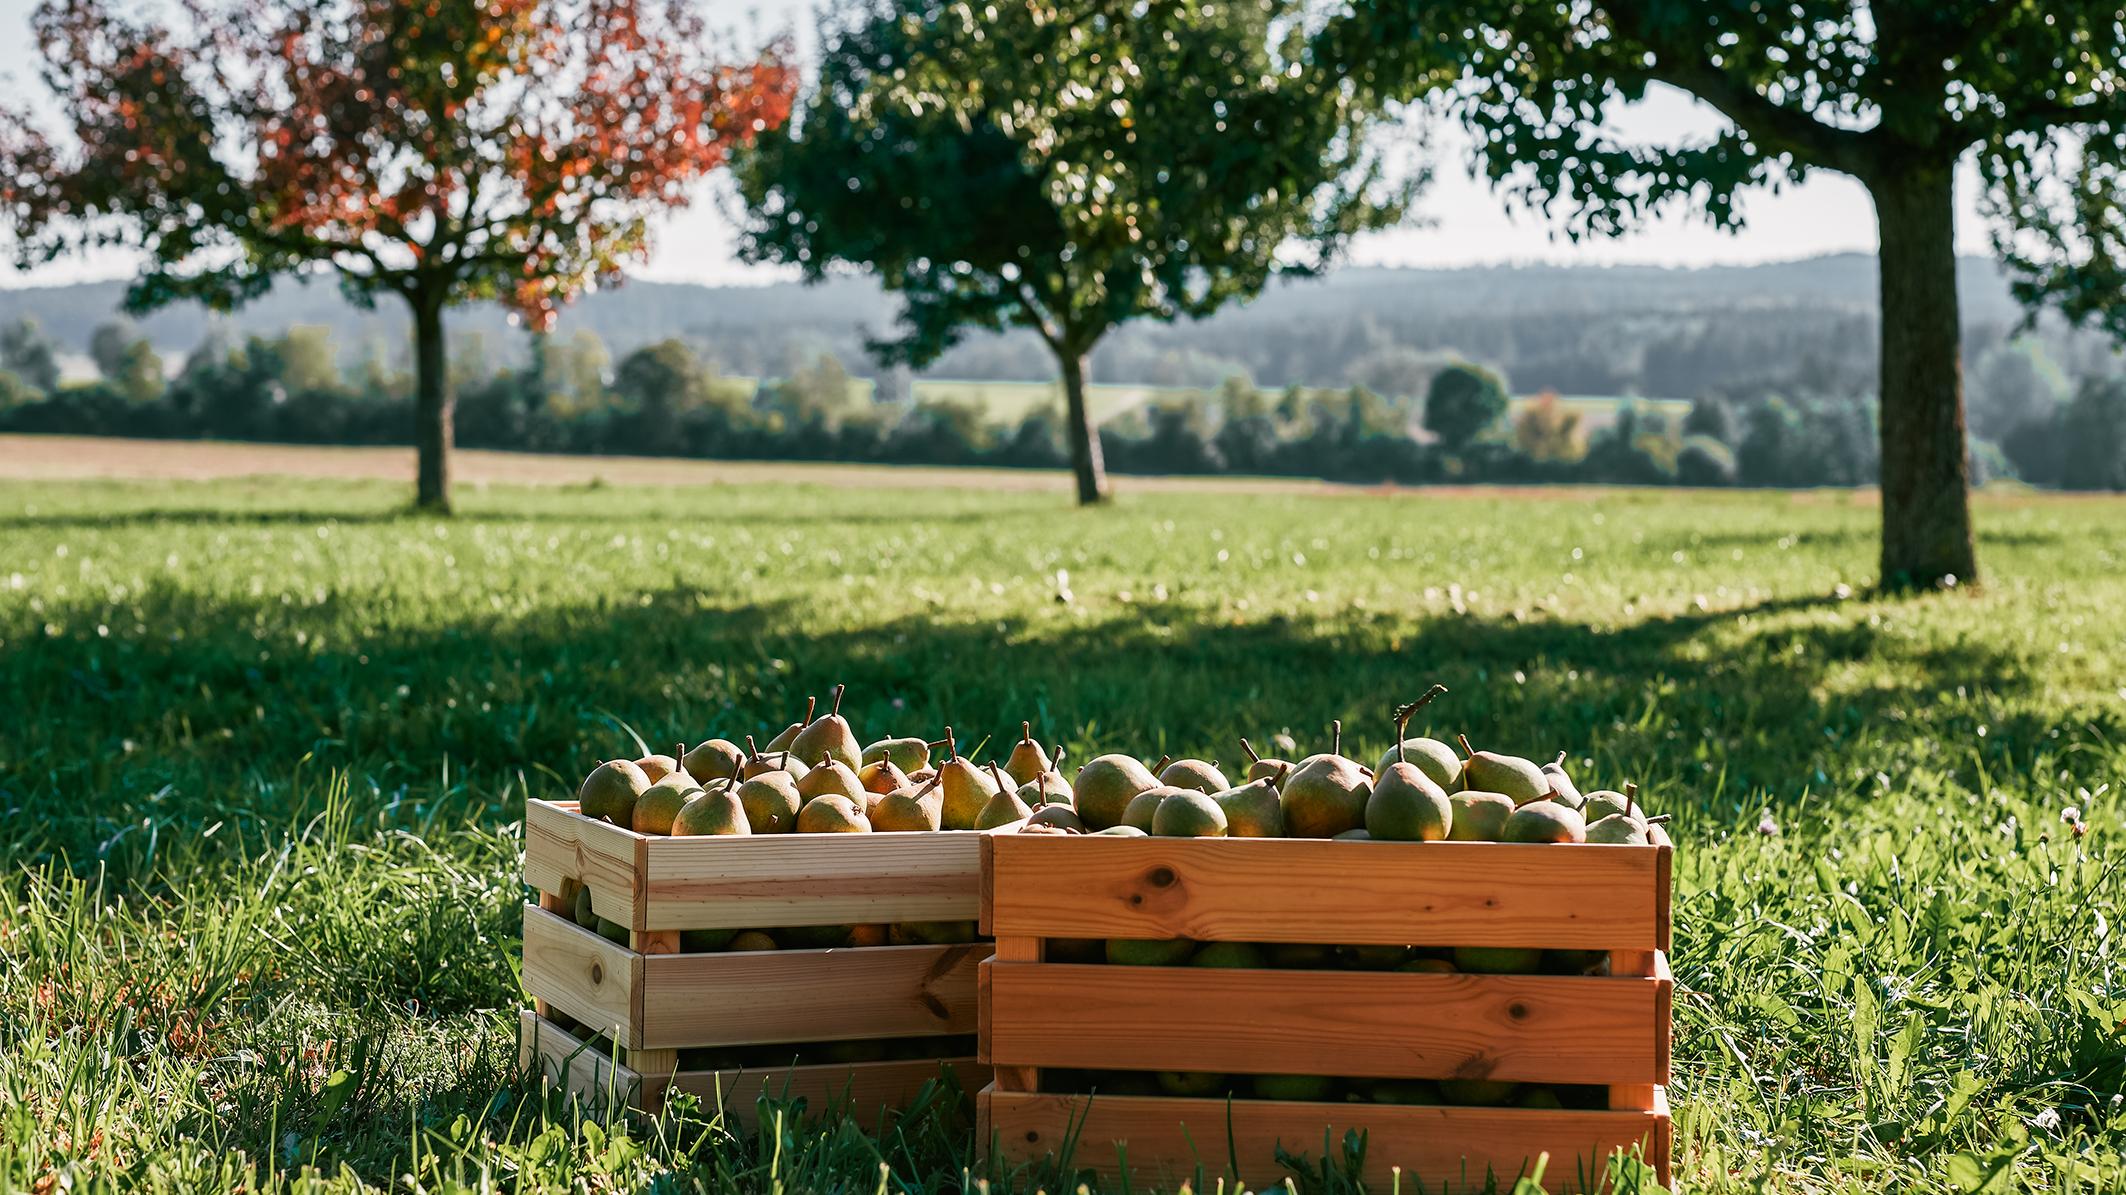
left=0, top=0, right=1997, bottom=291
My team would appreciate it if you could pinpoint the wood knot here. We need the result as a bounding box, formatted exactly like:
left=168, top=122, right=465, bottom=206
left=1025, top=1130, right=1041, bottom=1143
left=589, top=962, right=604, bottom=985
left=1507, top=1002, right=1528, bottom=1020
left=1145, top=866, right=1177, bottom=888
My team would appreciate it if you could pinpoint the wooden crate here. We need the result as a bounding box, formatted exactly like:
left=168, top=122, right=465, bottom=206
left=977, top=835, right=1673, bottom=1193
left=520, top=797, right=997, bottom=1115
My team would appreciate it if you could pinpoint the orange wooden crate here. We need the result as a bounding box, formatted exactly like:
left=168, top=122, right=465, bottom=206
left=977, top=834, right=1673, bottom=1193
left=519, top=797, right=997, bottom=1116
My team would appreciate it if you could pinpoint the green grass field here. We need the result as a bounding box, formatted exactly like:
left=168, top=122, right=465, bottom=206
left=3, top=473, right=2123, bottom=1193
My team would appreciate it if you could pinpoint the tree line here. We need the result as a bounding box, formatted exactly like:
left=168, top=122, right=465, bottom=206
left=8, top=318, right=2121, bottom=493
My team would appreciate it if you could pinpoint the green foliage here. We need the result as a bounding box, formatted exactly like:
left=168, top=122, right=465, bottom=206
left=1, top=475, right=2123, bottom=1191
left=1423, top=362, right=1509, bottom=453
left=2060, top=376, right=2126, bottom=491
left=1, top=317, right=61, bottom=393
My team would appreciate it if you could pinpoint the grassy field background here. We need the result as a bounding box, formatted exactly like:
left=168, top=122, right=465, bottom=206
left=2, top=458, right=2123, bottom=1192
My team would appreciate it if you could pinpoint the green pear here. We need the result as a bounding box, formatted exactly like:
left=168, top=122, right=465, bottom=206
left=1152, top=790, right=1228, bottom=837
left=1453, top=945, right=1543, bottom=974
left=594, top=915, right=630, bottom=945
left=935, top=732, right=997, bottom=830
left=679, top=927, right=736, bottom=952
left=1502, top=799, right=1586, bottom=844
left=572, top=883, right=599, bottom=929
left=1254, top=1074, right=1336, bottom=1101
left=764, top=696, right=812, bottom=753
left=681, top=738, right=746, bottom=783
left=633, top=753, right=678, bottom=783
left=1156, top=1071, right=1227, bottom=1097
left=1334, top=828, right=1374, bottom=840
left=788, top=684, right=862, bottom=771
left=1586, top=812, right=1652, bottom=845
left=796, top=756, right=866, bottom=804
left=1025, top=803, right=1086, bottom=832
left=796, top=793, right=870, bottom=833
left=633, top=749, right=703, bottom=835
left=735, top=771, right=802, bottom=834
left=1267, top=943, right=1335, bottom=969
left=1072, top=753, right=1160, bottom=830
left=1375, top=738, right=1463, bottom=791
left=1017, top=755, right=1074, bottom=807
left=1237, top=738, right=1291, bottom=786
left=1458, top=736, right=1550, bottom=805
left=671, top=788, right=750, bottom=836
left=1159, top=758, right=1231, bottom=794
left=1190, top=941, right=1267, bottom=968
left=1439, top=1079, right=1520, bottom=1106
left=1213, top=768, right=1287, bottom=837
left=1541, top=752, right=1584, bottom=809
left=870, top=775, right=944, bottom=832
left=1003, top=722, right=1053, bottom=787
left=1447, top=791, right=1517, bottom=841
left=1364, top=756, right=1452, bottom=841
left=1280, top=721, right=1370, bottom=838
left=857, top=756, right=910, bottom=795
left=863, top=736, right=936, bottom=773
left=1646, top=820, right=1674, bottom=848
left=740, top=735, right=809, bottom=781
left=976, top=763, right=1035, bottom=829
left=728, top=930, right=779, bottom=951
left=1370, top=1079, right=1445, bottom=1105
left=1093, top=825, right=1148, bottom=838
left=1582, top=782, right=1645, bottom=823
left=577, top=759, right=652, bottom=829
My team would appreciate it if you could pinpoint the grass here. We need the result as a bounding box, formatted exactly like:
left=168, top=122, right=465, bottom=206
left=1, top=471, right=2122, bottom=1193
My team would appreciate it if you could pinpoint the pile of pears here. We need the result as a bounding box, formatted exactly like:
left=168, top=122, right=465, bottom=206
left=1013, top=685, right=1670, bottom=850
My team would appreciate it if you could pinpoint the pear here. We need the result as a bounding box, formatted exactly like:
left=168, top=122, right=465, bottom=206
left=1334, top=828, right=1374, bottom=840
left=1541, top=752, right=1584, bottom=809
left=1094, top=825, right=1147, bottom=837
left=1157, top=1071, right=1228, bottom=1097
left=1120, top=788, right=1168, bottom=832
left=671, top=787, right=750, bottom=836
left=1106, top=938, right=1197, bottom=966
left=1582, top=782, right=1644, bottom=824
left=892, top=920, right=978, bottom=945
left=1502, top=799, right=1586, bottom=844
left=634, top=753, right=679, bottom=783
left=735, top=771, right=802, bottom=834
left=572, top=883, right=600, bottom=929
left=796, top=755, right=866, bottom=805
left=975, top=763, right=1035, bottom=829
left=1072, top=753, right=1160, bottom=830
left=1152, top=790, right=1228, bottom=837
left=1646, top=819, right=1674, bottom=848
left=857, top=756, right=910, bottom=796
left=1447, top=791, right=1517, bottom=841
left=1003, top=722, right=1053, bottom=787
left=789, top=684, right=862, bottom=771
left=863, top=736, right=939, bottom=773
left=764, top=695, right=814, bottom=753
left=1158, top=758, right=1231, bottom=794
left=934, top=729, right=998, bottom=831
left=740, top=736, right=809, bottom=782
left=728, top=930, right=779, bottom=951
left=594, top=916, right=630, bottom=945
left=1458, top=736, right=1550, bottom=806
left=1266, top=943, right=1334, bottom=968
left=1376, top=738, right=1462, bottom=790
left=797, top=793, right=871, bottom=833
left=1016, top=749, right=1074, bottom=806
left=1370, top=1079, right=1446, bottom=1105
left=1586, top=812, right=1652, bottom=845
left=1439, top=1079, right=1520, bottom=1106
left=1237, top=738, right=1291, bottom=786
left=681, top=738, right=746, bottom=784
left=1340, top=944, right=1406, bottom=969
left=1518, top=1087, right=1565, bottom=1109
left=1366, top=711, right=1454, bottom=841
left=1026, top=803, right=1086, bottom=832
left=577, top=759, right=653, bottom=829
left=1398, top=957, right=1458, bottom=974
left=1213, top=767, right=1288, bottom=838
left=1280, top=721, right=1371, bottom=838
left=633, top=747, right=703, bottom=835
left=871, top=774, right=944, bottom=832
left=679, top=927, right=736, bottom=952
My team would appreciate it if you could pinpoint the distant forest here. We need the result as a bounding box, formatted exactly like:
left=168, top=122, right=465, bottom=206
left=2, top=255, right=2113, bottom=402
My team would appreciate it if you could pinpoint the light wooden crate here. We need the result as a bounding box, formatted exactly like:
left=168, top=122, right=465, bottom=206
left=977, top=835, right=1673, bottom=1193
left=520, top=797, right=996, bottom=1116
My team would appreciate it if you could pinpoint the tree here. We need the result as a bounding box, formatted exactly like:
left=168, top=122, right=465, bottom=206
left=1, top=318, right=62, bottom=393
left=733, top=0, right=1410, bottom=505
left=88, top=320, right=164, bottom=404
left=2, top=0, right=792, bottom=512
left=1422, top=362, right=1508, bottom=454
left=1968, top=338, right=2069, bottom=442
left=1335, top=1, right=2126, bottom=587
left=2060, top=377, right=2126, bottom=492
left=1514, top=390, right=1586, bottom=463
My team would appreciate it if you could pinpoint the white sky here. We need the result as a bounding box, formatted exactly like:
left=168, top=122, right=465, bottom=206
left=0, top=0, right=1996, bottom=291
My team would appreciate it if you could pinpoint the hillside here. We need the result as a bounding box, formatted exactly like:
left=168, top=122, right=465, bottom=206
left=0, top=255, right=2089, bottom=401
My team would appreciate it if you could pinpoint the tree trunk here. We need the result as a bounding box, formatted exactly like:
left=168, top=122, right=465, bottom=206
left=1871, top=162, right=1976, bottom=589
left=1058, top=346, right=1109, bottom=505
left=410, top=292, right=453, bottom=513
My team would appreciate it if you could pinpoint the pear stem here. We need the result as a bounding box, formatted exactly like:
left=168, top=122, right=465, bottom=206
left=928, top=736, right=952, bottom=750
left=777, top=750, right=790, bottom=771
left=1457, top=733, right=1476, bottom=762
left=1392, top=684, right=1448, bottom=726
left=1021, top=720, right=1032, bottom=744
left=1052, top=747, right=1068, bottom=777
left=1624, top=780, right=1639, bottom=817
left=1330, top=719, right=1342, bottom=757
left=916, top=773, right=943, bottom=797
left=745, top=734, right=762, bottom=761
left=1553, top=751, right=1567, bottom=767
left=801, top=695, right=817, bottom=725
left=829, top=683, right=844, bottom=718
left=1239, top=737, right=1262, bottom=764
left=987, top=761, right=1009, bottom=794
left=1153, top=754, right=1173, bottom=774
left=1644, top=813, right=1671, bottom=825
left=1272, top=762, right=1291, bottom=784
left=675, top=743, right=687, bottom=765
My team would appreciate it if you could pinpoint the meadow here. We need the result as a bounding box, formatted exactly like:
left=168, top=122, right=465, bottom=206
left=2, top=463, right=2122, bottom=1193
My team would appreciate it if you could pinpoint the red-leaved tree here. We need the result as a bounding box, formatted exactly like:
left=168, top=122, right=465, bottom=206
left=2, top=0, right=792, bottom=511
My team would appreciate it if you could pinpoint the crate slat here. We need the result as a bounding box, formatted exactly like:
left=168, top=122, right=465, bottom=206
left=984, top=835, right=1663, bottom=948
left=639, top=830, right=990, bottom=931
left=520, top=1010, right=980, bottom=1127
left=982, top=959, right=1668, bottom=1086
left=639, top=942, right=985, bottom=1050
left=525, top=799, right=642, bottom=928
left=980, top=1084, right=1670, bottom=1194
left=522, top=905, right=642, bottom=1047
